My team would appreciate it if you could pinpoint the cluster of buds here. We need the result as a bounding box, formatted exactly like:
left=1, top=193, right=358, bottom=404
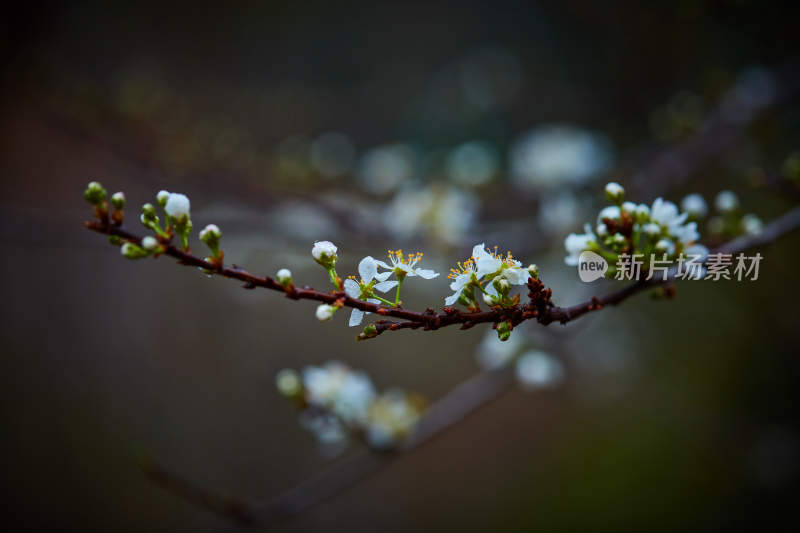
left=84, top=182, right=227, bottom=265
left=275, top=362, right=425, bottom=451
left=703, top=190, right=763, bottom=240
left=565, top=181, right=709, bottom=277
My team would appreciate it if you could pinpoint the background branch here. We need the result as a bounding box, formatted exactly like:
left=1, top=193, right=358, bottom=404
left=136, top=205, right=800, bottom=528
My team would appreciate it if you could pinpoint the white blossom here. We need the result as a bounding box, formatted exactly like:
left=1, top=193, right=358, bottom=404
left=564, top=224, right=596, bottom=266
left=375, top=250, right=438, bottom=279
left=650, top=198, right=688, bottom=229
left=156, top=190, right=170, bottom=206
left=343, top=256, right=398, bottom=327
left=302, top=362, right=376, bottom=426
left=365, top=389, right=421, bottom=449
left=164, top=193, right=190, bottom=221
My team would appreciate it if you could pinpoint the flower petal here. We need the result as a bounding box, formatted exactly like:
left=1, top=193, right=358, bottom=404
left=358, top=256, right=378, bottom=282
left=344, top=278, right=361, bottom=298
left=445, top=292, right=460, bottom=305
left=373, top=280, right=398, bottom=293
left=349, top=308, right=364, bottom=327
left=374, top=270, right=393, bottom=282
left=374, top=259, right=392, bottom=270
left=416, top=268, right=439, bottom=279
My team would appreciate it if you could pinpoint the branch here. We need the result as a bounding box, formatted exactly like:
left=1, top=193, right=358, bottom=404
left=137, top=205, right=800, bottom=528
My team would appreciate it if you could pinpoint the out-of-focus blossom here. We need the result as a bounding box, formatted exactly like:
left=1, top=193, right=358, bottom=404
left=715, top=190, right=739, bottom=213
left=509, top=124, right=614, bottom=189
left=311, top=131, right=356, bottom=178
left=742, top=214, right=764, bottom=235
left=538, top=191, right=586, bottom=236
left=515, top=350, right=565, bottom=389
left=681, top=193, right=708, bottom=218
left=302, top=362, right=377, bottom=426
left=365, top=389, right=423, bottom=449
left=358, top=144, right=416, bottom=194
left=385, top=184, right=478, bottom=245
left=446, top=140, right=499, bottom=186
left=476, top=327, right=522, bottom=370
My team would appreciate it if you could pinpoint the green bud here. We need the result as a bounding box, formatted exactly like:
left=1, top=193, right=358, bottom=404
left=110, top=191, right=125, bottom=210
left=493, top=277, right=510, bottom=295
left=156, top=190, right=170, bottom=207
left=141, top=203, right=157, bottom=221
left=199, top=224, right=221, bottom=250
left=120, top=242, right=148, bottom=260
left=527, top=264, right=539, bottom=279
left=604, top=182, right=625, bottom=204
left=496, top=320, right=513, bottom=342
left=108, top=235, right=122, bottom=245
left=357, top=324, right=378, bottom=341
left=84, top=181, right=107, bottom=205
left=276, top=268, right=293, bottom=287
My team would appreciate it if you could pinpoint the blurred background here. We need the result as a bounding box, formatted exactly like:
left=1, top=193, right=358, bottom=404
left=2, top=1, right=799, bottom=531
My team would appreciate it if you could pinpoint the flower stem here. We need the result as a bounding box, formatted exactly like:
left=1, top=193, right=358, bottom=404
left=393, top=277, right=403, bottom=306
left=370, top=294, right=396, bottom=307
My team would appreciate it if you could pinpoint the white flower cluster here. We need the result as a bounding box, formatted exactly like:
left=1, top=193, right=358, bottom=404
left=311, top=242, right=440, bottom=327
left=276, top=362, right=423, bottom=450
left=706, top=190, right=763, bottom=238
left=564, top=182, right=709, bottom=270
left=446, top=243, right=535, bottom=307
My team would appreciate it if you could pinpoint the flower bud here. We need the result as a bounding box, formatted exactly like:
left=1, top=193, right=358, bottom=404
left=643, top=223, right=661, bottom=237
left=141, top=236, right=159, bottom=252
left=527, top=264, right=539, bottom=279
left=120, top=242, right=148, bottom=260
left=492, top=277, right=510, bottom=295
left=596, top=223, right=609, bottom=237
left=275, top=369, right=302, bottom=397
left=482, top=293, right=498, bottom=306
left=655, top=238, right=675, bottom=255
left=276, top=268, right=293, bottom=287
left=110, top=192, right=125, bottom=210
left=84, top=181, right=107, bottom=205
left=604, top=182, right=625, bottom=203
left=141, top=203, right=157, bottom=222
left=496, top=320, right=513, bottom=342
left=357, top=324, right=378, bottom=341
left=635, top=204, right=650, bottom=222
left=312, top=240, right=338, bottom=268
left=156, top=190, right=170, bottom=207
left=316, top=304, right=336, bottom=322
left=199, top=224, right=221, bottom=250
left=165, top=193, right=191, bottom=223
left=612, top=233, right=626, bottom=245
left=621, top=201, right=637, bottom=214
